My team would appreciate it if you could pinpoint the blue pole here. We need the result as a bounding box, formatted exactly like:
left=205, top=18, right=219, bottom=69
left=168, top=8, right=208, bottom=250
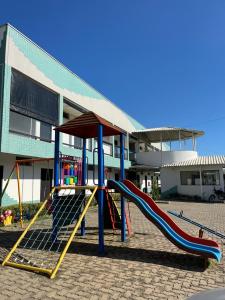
left=120, top=133, right=126, bottom=242
left=54, top=130, right=60, bottom=187
left=81, top=138, right=86, bottom=236
left=98, top=124, right=105, bottom=254
left=52, top=130, right=60, bottom=243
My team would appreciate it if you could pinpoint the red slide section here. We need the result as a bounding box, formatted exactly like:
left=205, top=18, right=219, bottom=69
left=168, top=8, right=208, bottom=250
left=123, top=180, right=220, bottom=248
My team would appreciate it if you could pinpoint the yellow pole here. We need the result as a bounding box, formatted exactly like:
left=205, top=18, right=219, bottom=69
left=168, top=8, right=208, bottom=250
left=16, top=162, right=23, bottom=228
left=2, top=188, right=55, bottom=266
left=50, top=186, right=98, bottom=279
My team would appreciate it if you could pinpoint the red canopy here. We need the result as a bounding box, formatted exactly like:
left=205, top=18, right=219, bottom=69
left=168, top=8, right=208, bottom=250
left=55, top=111, right=125, bottom=138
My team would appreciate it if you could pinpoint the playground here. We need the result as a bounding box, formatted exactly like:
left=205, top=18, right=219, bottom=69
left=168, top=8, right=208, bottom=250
left=0, top=111, right=224, bottom=299
left=0, top=201, right=224, bottom=299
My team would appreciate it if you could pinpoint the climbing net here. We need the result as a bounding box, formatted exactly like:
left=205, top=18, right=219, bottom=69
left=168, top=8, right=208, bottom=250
left=2, top=185, right=97, bottom=278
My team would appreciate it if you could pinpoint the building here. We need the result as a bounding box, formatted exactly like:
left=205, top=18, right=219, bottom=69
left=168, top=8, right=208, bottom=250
left=0, top=23, right=149, bottom=206
left=0, top=23, right=221, bottom=206
left=161, top=156, right=225, bottom=201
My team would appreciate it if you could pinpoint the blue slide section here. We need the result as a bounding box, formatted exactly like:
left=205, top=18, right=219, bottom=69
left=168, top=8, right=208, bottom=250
left=108, top=180, right=222, bottom=262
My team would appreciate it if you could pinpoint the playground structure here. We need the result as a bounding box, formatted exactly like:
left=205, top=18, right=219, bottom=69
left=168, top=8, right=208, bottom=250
left=0, top=153, right=127, bottom=233
left=1, top=111, right=222, bottom=278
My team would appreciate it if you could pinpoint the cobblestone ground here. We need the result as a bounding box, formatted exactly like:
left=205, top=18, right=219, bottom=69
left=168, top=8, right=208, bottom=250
left=0, top=201, right=224, bottom=300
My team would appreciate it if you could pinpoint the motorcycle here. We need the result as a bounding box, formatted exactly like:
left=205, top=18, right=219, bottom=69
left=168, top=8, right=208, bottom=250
left=208, top=187, right=225, bottom=202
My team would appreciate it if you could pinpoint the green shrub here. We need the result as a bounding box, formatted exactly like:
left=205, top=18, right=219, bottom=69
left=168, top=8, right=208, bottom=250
left=0, top=202, right=45, bottom=220
left=151, top=177, right=160, bottom=200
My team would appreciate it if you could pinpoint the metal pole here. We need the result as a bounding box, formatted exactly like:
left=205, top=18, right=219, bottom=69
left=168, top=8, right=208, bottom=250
left=81, top=138, right=86, bottom=236
left=52, top=130, right=60, bottom=243
left=120, top=133, right=126, bottom=242
left=199, top=166, right=203, bottom=200
left=160, top=132, right=163, bottom=166
left=16, top=163, right=23, bottom=228
left=54, top=130, right=60, bottom=187
left=98, top=124, right=105, bottom=254
left=179, top=130, right=181, bottom=150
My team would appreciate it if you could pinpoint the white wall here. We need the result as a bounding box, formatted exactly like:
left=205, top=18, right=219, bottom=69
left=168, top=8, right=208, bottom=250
left=136, top=151, right=198, bottom=168
left=0, top=154, right=54, bottom=204
left=0, top=153, right=119, bottom=205
left=161, top=165, right=224, bottom=201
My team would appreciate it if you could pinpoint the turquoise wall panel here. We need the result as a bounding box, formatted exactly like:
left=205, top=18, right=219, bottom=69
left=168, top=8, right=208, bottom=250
left=8, top=26, right=105, bottom=100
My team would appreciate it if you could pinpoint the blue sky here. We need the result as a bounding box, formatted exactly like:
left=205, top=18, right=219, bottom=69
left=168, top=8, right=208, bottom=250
left=2, top=0, right=225, bottom=155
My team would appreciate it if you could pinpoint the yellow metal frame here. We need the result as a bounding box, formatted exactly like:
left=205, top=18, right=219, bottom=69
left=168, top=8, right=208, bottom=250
left=2, top=185, right=98, bottom=279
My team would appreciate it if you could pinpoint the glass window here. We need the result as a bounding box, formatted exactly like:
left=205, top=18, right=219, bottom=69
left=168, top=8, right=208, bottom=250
left=9, top=111, right=32, bottom=135
left=40, top=122, right=52, bottom=142
left=202, top=170, right=220, bottom=185
left=74, top=136, right=83, bottom=149
left=86, top=139, right=92, bottom=151
left=180, top=171, right=200, bottom=185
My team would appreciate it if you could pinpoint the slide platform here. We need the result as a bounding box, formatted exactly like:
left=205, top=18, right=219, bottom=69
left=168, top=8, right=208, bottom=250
left=108, top=179, right=222, bottom=262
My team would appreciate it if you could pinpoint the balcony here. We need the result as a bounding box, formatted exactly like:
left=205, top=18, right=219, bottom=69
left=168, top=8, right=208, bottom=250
left=136, top=150, right=198, bottom=168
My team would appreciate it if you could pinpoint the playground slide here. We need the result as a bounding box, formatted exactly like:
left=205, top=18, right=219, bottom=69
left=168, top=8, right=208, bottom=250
left=108, top=180, right=222, bottom=262
left=123, top=179, right=220, bottom=249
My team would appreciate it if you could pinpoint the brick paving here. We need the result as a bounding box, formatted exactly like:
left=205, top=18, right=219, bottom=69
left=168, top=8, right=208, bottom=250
left=0, top=201, right=224, bottom=299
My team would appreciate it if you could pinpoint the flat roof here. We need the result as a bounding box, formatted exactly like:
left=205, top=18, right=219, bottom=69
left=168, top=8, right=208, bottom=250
left=132, top=127, right=204, bottom=143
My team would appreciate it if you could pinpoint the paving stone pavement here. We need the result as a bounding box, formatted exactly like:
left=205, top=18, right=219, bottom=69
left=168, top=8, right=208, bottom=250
left=0, top=201, right=224, bottom=300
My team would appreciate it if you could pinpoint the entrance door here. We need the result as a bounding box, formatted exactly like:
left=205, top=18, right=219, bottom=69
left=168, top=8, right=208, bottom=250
left=40, top=168, right=53, bottom=201
left=0, top=166, right=3, bottom=206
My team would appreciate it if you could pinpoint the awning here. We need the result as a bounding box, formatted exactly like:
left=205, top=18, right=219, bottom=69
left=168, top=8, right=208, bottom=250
left=132, top=127, right=204, bottom=143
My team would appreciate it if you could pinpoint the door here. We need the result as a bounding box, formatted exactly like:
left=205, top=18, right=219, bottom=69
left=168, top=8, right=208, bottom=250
left=40, top=168, right=53, bottom=201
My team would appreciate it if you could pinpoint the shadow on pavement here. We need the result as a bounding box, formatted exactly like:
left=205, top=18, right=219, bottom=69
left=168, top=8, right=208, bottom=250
left=0, top=228, right=208, bottom=273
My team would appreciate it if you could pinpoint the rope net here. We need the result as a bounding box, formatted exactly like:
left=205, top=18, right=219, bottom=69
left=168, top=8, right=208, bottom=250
left=2, top=186, right=97, bottom=278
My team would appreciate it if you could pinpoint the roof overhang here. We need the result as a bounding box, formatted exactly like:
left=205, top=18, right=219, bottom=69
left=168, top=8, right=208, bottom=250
left=132, top=127, right=204, bottom=143
left=162, top=155, right=225, bottom=168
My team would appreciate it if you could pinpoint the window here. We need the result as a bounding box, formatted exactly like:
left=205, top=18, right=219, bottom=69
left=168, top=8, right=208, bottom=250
left=180, top=171, right=200, bottom=185
left=202, top=170, right=220, bottom=185
left=74, top=136, right=83, bottom=149
left=9, top=110, right=52, bottom=142
left=40, top=122, right=52, bottom=142
left=10, top=69, right=59, bottom=125
left=10, top=110, right=33, bottom=135
left=180, top=170, right=220, bottom=186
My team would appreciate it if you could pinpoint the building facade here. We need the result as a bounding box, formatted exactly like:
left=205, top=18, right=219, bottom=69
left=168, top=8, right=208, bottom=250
left=1, top=24, right=220, bottom=206
left=0, top=23, right=148, bottom=206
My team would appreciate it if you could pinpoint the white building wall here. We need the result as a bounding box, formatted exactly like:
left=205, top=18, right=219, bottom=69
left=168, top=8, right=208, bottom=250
left=0, top=154, right=119, bottom=206
left=0, top=154, right=54, bottom=204
left=136, top=151, right=198, bottom=168
left=161, top=165, right=224, bottom=201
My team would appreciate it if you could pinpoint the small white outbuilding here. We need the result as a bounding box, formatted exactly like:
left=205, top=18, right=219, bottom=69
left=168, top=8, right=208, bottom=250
left=161, top=156, right=225, bottom=201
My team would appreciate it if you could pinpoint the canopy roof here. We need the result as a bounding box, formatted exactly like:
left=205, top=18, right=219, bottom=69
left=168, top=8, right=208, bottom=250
left=162, top=155, right=225, bottom=168
left=132, top=127, right=204, bottom=143
left=55, top=111, right=124, bottom=138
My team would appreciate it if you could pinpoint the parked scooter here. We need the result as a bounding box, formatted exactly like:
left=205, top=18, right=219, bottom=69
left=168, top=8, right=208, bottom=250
left=208, top=187, right=225, bottom=202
